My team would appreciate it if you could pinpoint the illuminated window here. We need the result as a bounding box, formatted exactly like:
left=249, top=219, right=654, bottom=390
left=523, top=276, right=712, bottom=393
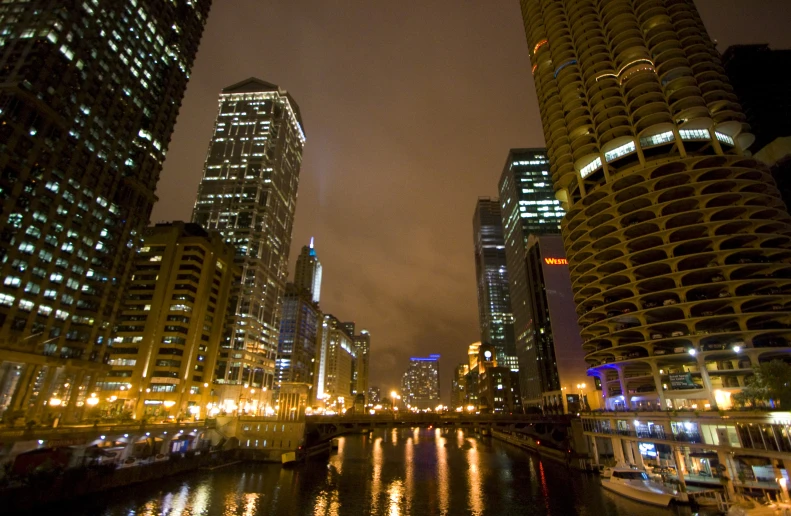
left=580, top=157, right=602, bottom=178
left=639, top=131, right=674, bottom=148
left=679, top=128, right=710, bottom=141
left=604, top=141, right=636, bottom=162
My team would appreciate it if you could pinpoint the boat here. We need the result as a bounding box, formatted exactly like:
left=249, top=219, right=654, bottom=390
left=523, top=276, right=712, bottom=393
left=727, top=495, right=791, bottom=516
left=601, top=466, right=686, bottom=507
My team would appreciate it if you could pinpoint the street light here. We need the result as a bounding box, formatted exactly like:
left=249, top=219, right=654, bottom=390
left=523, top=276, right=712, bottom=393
left=576, top=383, right=587, bottom=411
left=390, top=391, right=400, bottom=419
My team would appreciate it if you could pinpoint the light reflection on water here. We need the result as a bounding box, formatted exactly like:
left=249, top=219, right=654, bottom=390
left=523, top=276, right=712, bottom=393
left=57, top=428, right=709, bottom=516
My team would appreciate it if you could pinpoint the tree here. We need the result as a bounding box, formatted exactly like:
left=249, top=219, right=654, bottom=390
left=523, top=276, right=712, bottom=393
left=732, top=360, right=791, bottom=409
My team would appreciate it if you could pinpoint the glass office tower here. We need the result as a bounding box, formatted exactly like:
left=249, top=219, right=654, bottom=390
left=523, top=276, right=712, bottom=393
left=0, top=0, right=211, bottom=421
left=192, top=78, right=305, bottom=395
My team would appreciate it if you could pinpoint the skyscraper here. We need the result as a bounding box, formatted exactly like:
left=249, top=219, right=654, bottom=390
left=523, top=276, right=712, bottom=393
left=294, top=238, right=322, bottom=304
left=520, top=0, right=791, bottom=411
left=451, top=363, right=469, bottom=410
left=523, top=234, right=592, bottom=413
left=401, top=355, right=440, bottom=410
left=313, top=314, right=355, bottom=409
left=498, top=149, right=564, bottom=407
left=275, top=283, right=320, bottom=390
left=102, top=222, right=235, bottom=420
left=0, top=0, right=211, bottom=421
left=473, top=198, right=516, bottom=361
left=192, top=78, right=305, bottom=396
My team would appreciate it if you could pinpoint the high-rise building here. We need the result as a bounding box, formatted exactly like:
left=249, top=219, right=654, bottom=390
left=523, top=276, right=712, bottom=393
left=275, top=283, right=320, bottom=390
left=101, top=222, right=235, bottom=420
left=520, top=0, right=791, bottom=411
left=192, top=78, right=306, bottom=397
left=294, top=238, right=322, bottom=304
left=352, top=329, right=370, bottom=403
left=498, top=149, right=564, bottom=406
left=522, top=234, right=592, bottom=414
left=313, top=314, right=355, bottom=410
left=401, top=354, right=440, bottom=410
left=451, top=363, right=469, bottom=410
left=473, top=198, right=516, bottom=361
left=367, top=386, right=381, bottom=404
left=0, top=0, right=211, bottom=422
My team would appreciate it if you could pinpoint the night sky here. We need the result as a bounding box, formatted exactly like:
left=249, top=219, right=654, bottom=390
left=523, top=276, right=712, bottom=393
left=151, top=1, right=791, bottom=401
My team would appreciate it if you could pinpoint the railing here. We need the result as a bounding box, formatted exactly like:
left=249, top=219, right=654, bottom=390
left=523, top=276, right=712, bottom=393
left=587, top=427, right=702, bottom=444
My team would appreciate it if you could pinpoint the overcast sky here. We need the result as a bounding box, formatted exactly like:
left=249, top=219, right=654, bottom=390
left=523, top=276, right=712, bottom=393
left=151, top=1, right=791, bottom=401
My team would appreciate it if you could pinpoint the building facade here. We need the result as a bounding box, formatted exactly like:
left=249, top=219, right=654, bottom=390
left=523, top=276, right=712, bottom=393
left=101, top=222, right=235, bottom=421
left=401, top=354, right=440, bottom=410
left=523, top=234, right=592, bottom=414
left=352, top=329, right=370, bottom=403
left=451, top=363, right=469, bottom=410
left=0, top=0, right=211, bottom=422
left=294, top=238, right=322, bottom=304
left=275, top=283, right=320, bottom=391
left=498, top=149, right=564, bottom=410
left=473, top=198, right=516, bottom=361
left=520, top=0, right=791, bottom=411
left=192, top=78, right=305, bottom=397
left=313, top=314, right=355, bottom=410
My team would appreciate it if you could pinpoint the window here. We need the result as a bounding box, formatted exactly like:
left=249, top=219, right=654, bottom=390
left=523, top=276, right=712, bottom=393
left=604, top=141, right=636, bottom=162
left=639, top=131, right=674, bottom=148
left=580, top=157, right=602, bottom=179
left=679, top=128, right=710, bottom=141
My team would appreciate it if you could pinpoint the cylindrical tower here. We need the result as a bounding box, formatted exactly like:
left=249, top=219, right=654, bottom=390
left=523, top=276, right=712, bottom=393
left=520, top=0, right=791, bottom=410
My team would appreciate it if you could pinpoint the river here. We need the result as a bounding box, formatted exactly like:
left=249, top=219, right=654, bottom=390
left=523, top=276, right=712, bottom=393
left=58, top=428, right=712, bottom=515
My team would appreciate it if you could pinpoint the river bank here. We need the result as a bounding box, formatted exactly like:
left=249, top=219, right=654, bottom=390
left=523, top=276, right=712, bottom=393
left=1, top=449, right=237, bottom=513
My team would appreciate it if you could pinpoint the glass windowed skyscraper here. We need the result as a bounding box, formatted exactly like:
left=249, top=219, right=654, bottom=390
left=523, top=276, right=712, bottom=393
left=192, top=78, right=305, bottom=393
left=0, top=0, right=211, bottom=421
left=498, top=149, right=564, bottom=406
left=473, top=198, right=516, bottom=361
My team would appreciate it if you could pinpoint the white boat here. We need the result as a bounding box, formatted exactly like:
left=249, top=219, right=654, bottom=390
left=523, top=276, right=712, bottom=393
left=601, top=467, right=685, bottom=507
left=727, top=496, right=791, bottom=516
left=281, top=451, right=298, bottom=465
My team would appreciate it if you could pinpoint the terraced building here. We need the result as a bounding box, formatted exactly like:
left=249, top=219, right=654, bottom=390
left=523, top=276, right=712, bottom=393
left=519, top=0, right=791, bottom=410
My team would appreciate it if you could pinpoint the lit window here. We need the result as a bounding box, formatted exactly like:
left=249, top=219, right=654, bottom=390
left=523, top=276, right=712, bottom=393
left=580, top=157, right=602, bottom=178
left=639, top=131, right=674, bottom=148
left=679, top=128, right=710, bottom=141
left=604, top=141, right=636, bottom=162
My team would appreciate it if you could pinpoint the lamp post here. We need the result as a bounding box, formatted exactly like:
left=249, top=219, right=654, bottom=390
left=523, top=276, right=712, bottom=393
left=576, top=383, right=587, bottom=411
left=390, top=391, right=400, bottom=420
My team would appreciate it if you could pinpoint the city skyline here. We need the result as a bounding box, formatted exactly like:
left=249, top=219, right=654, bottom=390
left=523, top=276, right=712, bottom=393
left=149, top=1, right=791, bottom=400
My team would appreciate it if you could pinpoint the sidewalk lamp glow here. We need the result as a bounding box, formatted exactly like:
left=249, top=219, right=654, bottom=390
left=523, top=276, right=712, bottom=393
left=163, top=400, right=176, bottom=408
left=86, top=393, right=99, bottom=406
left=466, top=405, right=475, bottom=412
left=49, top=397, right=62, bottom=407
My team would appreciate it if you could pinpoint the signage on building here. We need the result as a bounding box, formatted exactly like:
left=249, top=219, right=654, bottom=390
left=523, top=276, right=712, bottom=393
left=149, top=377, right=180, bottom=384
left=144, top=400, right=164, bottom=405
left=544, top=257, right=568, bottom=265
left=669, top=372, right=697, bottom=389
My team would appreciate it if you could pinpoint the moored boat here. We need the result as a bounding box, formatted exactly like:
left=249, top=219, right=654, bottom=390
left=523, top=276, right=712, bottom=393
left=601, top=467, right=686, bottom=507
left=281, top=451, right=298, bottom=465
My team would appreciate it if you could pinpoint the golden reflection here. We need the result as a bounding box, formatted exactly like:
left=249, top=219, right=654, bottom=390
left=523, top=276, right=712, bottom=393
left=466, top=438, right=483, bottom=515
left=391, top=427, right=398, bottom=445
left=223, top=491, right=239, bottom=516
left=405, top=432, right=414, bottom=511
left=243, top=493, right=259, bottom=516
left=330, top=436, right=345, bottom=475
left=387, top=479, right=404, bottom=516
left=435, top=428, right=449, bottom=514
left=371, top=436, right=383, bottom=514
left=412, top=427, right=420, bottom=445
left=313, top=488, right=341, bottom=516
left=191, top=483, right=210, bottom=515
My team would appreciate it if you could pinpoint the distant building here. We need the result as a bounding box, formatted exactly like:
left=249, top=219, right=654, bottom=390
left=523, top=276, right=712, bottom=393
left=368, top=386, right=381, bottom=404
left=314, top=314, right=355, bottom=410
left=192, top=78, right=306, bottom=398
left=473, top=198, right=516, bottom=362
left=451, top=363, right=469, bottom=410
left=523, top=235, right=592, bottom=414
left=101, top=222, right=236, bottom=420
left=0, top=0, right=211, bottom=422
left=276, top=283, right=321, bottom=391
left=401, top=355, right=440, bottom=410
left=353, top=330, right=370, bottom=403
left=294, top=238, right=322, bottom=304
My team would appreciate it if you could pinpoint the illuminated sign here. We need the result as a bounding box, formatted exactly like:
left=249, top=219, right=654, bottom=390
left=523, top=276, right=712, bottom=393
left=544, top=258, right=568, bottom=265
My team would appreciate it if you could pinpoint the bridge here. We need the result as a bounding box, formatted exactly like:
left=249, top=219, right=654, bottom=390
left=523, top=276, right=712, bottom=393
left=303, top=413, right=574, bottom=449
